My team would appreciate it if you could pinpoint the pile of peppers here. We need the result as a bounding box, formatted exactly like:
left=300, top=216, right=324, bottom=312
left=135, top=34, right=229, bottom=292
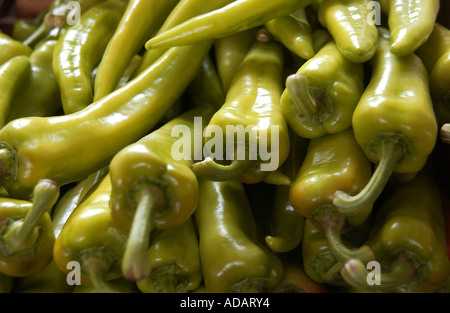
left=0, top=0, right=449, bottom=294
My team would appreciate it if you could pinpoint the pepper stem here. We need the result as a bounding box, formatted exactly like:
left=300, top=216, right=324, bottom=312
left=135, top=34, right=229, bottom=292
left=340, top=256, right=416, bottom=291
left=191, top=157, right=255, bottom=181
left=150, top=265, right=187, bottom=293
left=85, top=256, right=121, bottom=293
left=333, top=136, right=404, bottom=215
left=313, top=205, right=374, bottom=263
left=0, top=143, right=17, bottom=178
left=286, top=73, right=317, bottom=117
left=122, top=185, right=164, bottom=281
left=1, top=179, right=59, bottom=254
left=440, top=123, right=450, bottom=144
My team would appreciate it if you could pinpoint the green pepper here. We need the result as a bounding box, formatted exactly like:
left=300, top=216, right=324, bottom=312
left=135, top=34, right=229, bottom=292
left=264, top=8, right=315, bottom=61
left=332, top=28, right=437, bottom=217
left=281, top=40, right=364, bottom=139
left=110, top=101, right=216, bottom=281
left=317, top=0, right=378, bottom=63
left=0, top=42, right=211, bottom=200
left=214, top=28, right=258, bottom=93
left=132, top=0, right=236, bottom=77
left=0, top=56, right=31, bottom=128
left=416, top=23, right=450, bottom=130
left=52, top=0, right=127, bottom=114
left=341, top=172, right=450, bottom=293
left=144, top=0, right=312, bottom=50
left=6, top=39, right=62, bottom=123
left=136, top=217, right=202, bottom=293
left=379, top=0, right=440, bottom=56
left=93, top=0, right=180, bottom=101
left=264, top=131, right=308, bottom=253
left=0, top=179, right=59, bottom=277
left=53, top=173, right=129, bottom=292
left=0, top=272, right=14, bottom=293
left=0, top=32, right=33, bottom=66
left=191, top=40, right=290, bottom=185
left=289, top=128, right=374, bottom=263
left=194, top=178, right=283, bottom=293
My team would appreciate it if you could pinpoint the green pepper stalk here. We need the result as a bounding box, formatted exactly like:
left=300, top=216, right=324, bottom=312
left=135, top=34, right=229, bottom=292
left=341, top=172, right=450, bottom=293
left=317, top=0, right=379, bottom=63
left=194, top=179, right=284, bottom=293
left=132, top=0, right=235, bottom=78
left=191, top=40, right=290, bottom=185
left=0, top=42, right=211, bottom=200
left=264, top=8, right=315, bottom=61
left=144, top=0, right=312, bottom=50
left=0, top=56, right=31, bottom=128
left=281, top=40, right=364, bottom=139
left=0, top=179, right=59, bottom=277
left=136, top=217, right=202, bottom=293
left=332, top=28, right=437, bottom=217
left=52, top=0, right=127, bottom=114
left=0, top=32, right=33, bottom=66
left=264, top=131, right=308, bottom=253
left=379, top=0, right=440, bottom=56
left=290, top=128, right=374, bottom=264
left=53, top=173, right=129, bottom=292
left=6, top=39, right=62, bottom=122
left=93, top=0, right=180, bottom=101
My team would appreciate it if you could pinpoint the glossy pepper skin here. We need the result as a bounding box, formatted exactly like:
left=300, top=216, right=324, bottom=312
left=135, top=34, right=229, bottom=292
left=379, top=0, right=440, bottom=56
left=192, top=40, right=290, bottom=184
left=264, top=132, right=308, bottom=253
left=341, top=172, right=450, bottom=293
left=0, top=41, right=211, bottom=200
left=0, top=179, right=59, bottom=277
left=133, top=0, right=235, bottom=77
left=194, top=179, right=283, bottom=293
left=53, top=173, right=129, bottom=291
left=0, top=56, right=31, bottom=128
left=332, top=29, right=438, bottom=217
left=7, top=39, right=62, bottom=122
left=317, top=0, right=378, bottom=63
left=144, top=0, right=312, bottom=50
left=289, top=128, right=374, bottom=263
left=264, top=8, right=315, bottom=61
left=93, top=0, right=179, bottom=101
left=136, top=217, right=202, bottom=293
left=281, top=40, right=364, bottom=139
left=0, top=32, right=32, bottom=66
left=416, top=23, right=450, bottom=130
left=52, top=0, right=127, bottom=114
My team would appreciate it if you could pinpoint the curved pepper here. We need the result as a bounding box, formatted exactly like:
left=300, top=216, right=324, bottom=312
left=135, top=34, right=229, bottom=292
left=0, top=32, right=32, bottom=66
left=289, top=128, right=374, bottom=264
left=53, top=173, right=129, bottom=292
left=132, top=0, right=235, bottom=77
left=0, top=179, right=59, bottom=277
left=194, top=178, right=283, bottom=293
left=332, top=28, right=437, bottom=217
left=317, top=0, right=378, bottom=63
left=214, top=28, right=257, bottom=93
left=0, top=42, right=210, bottom=200
left=93, top=0, right=179, bottom=101
left=0, top=56, right=31, bottom=128
left=191, top=40, right=290, bottom=184
left=416, top=23, right=450, bottom=130
left=110, top=101, right=216, bottom=281
left=144, top=0, right=312, bottom=50
left=281, top=40, right=364, bottom=139
left=264, top=132, right=308, bottom=253
left=379, top=0, right=440, bottom=56
left=136, top=217, right=202, bottom=293
left=341, top=172, right=450, bottom=293
left=7, top=39, right=62, bottom=122
left=52, top=0, right=127, bottom=114
left=264, top=8, right=315, bottom=61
